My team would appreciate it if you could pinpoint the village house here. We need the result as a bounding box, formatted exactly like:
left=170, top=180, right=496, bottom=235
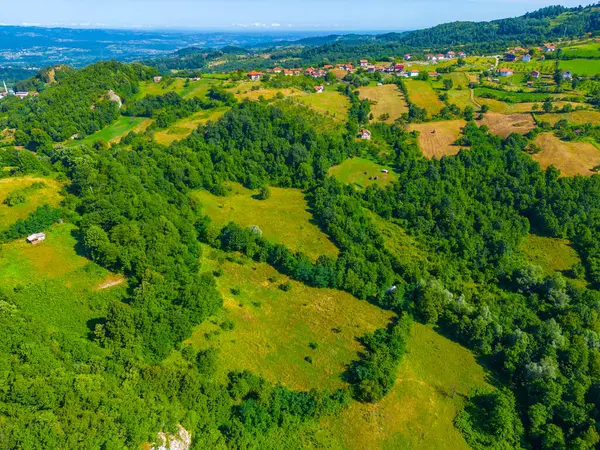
left=428, top=72, right=439, bottom=78
left=409, top=70, right=420, bottom=77
left=404, top=54, right=412, bottom=60
left=273, top=67, right=282, bottom=74
left=367, top=65, right=376, bottom=73
left=498, top=68, right=514, bottom=77
left=435, top=54, right=445, bottom=60
left=562, top=70, right=573, bottom=80
left=530, top=70, right=541, bottom=79
left=247, top=70, right=263, bottom=81
left=26, top=232, right=46, bottom=244
left=544, top=43, right=556, bottom=52
left=153, top=76, right=162, bottom=83
left=360, top=129, right=371, bottom=140
left=14, top=91, right=29, bottom=99
left=305, top=67, right=316, bottom=76
left=446, top=51, right=456, bottom=59
left=359, top=59, right=369, bottom=67
left=458, top=51, right=467, bottom=58
left=425, top=54, right=435, bottom=61
left=283, top=69, right=293, bottom=76
left=522, top=54, right=531, bottom=62
left=323, top=64, right=333, bottom=70
left=504, top=52, right=517, bottom=62
left=314, top=85, right=324, bottom=94
left=394, top=64, right=405, bottom=72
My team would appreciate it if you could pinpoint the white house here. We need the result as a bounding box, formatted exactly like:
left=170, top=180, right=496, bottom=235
left=409, top=70, right=420, bottom=77
left=359, top=59, right=369, bottom=67
left=360, top=129, right=371, bottom=140
left=522, top=54, right=532, bottom=62
left=27, top=233, right=46, bottom=244
left=153, top=76, right=162, bottom=83
left=562, top=70, right=573, bottom=80
left=314, top=85, right=324, bottom=94
left=498, top=68, right=514, bottom=77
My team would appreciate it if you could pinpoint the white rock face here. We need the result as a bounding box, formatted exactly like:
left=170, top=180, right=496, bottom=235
left=153, top=425, right=191, bottom=450
left=107, top=90, right=123, bottom=109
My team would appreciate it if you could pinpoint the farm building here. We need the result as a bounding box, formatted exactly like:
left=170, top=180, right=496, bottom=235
left=530, top=70, right=541, bottom=79
left=404, top=54, right=412, bottom=60
left=314, top=85, right=324, bottom=94
left=360, top=129, right=372, bottom=140
left=247, top=71, right=263, bottom=81
left=504, top=52, right=517, bottom=62
left=153, top=76, right=162, bottom=83
left=14, top=91, right=29, bottom=99
left=498, top=68, right=514, bottom=77
left=26, top=233, right=46, bottom=244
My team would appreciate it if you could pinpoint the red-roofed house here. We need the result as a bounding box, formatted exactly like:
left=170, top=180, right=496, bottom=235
left=498, top=68, right=514, bottom=77
left=359, top=59, right=369, bottom=67
left=273, top=67, right=282, bottom=74
left=446, top=51, right=456, bottom=59
left=314, top=85, right=324, bottom=94
left=394, top=64, right=405, bottom=72
left=360, top=129, right=371, bottom=140
left=247, top=71, right=263, bottom=81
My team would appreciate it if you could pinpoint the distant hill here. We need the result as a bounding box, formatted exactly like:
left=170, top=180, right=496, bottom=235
left=149, top=4, right=600, bottom=72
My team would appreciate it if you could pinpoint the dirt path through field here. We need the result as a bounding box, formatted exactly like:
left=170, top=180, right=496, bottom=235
left=470, top=89, right=481, bottom=109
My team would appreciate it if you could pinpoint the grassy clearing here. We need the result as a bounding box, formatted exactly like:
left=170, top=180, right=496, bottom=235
left=230, top=81, right=307, bottom=101
left=410, top=120, right=466, bottom=159
left=559, top=59, right=600, bottom=76
left=318, top=323, right=493, bottom=450
left=532, top=132, right=600, bottom=177
left=194, top=183, right=338, bottom=260
left=136, top=77, right=222, bottom=100
left=449, top=72, right=469, bottom=87
left=329, top=157, right=397, bottom=189
left=475, top=87, right=558, bottom=103
left=0, top=176, right=62, bottom=231
left=296, top=90, right=350, bottom=122
left=480, top=112, right=535, bottom=138
left=404, top=80, right=444, bottom=116
left=357, top=84, right=408, bottom=123
left=187, top=247, right=394, bottom=391
left=522, top=234, right=581, bottom=276
left=535, top=110, right=600, bottom=126
left=77, top=116, right=152, bottom=146
left=447, top=89, right=475, bottom=109
left=153, top=107, right=229, bottom=145
left=0, top=222, right=127, bottom=337
left=504, top=61, right=557, bottom=74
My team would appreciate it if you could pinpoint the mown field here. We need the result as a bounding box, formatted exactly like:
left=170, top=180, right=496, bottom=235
left=357, top=84, right=408, bottom=123
left=475, top=87, right=558, bottom=103
left=318, top=322, right=493, bottom=450
left=410, top=120, right=466, bottom=159
left=404, top=80, right=445, bottom=116
left=479, top=98, right=587, bottom=114
left=480, top=112, right=536, bottom=137
left=187, top=247, right=394, bottom=391
left=0, top=176, right=62, bottom=231
left=447, top=88, right=475, bottom=109
left=532, top=132, right=600, bottom=176
left=136, top=77, right=223, bottom=100
left=194, top=183, right=339, bottom=260
left=329, top=157, right=397, bottom=189
left=296, top=89, right=350, bottom=121
left=561, top=41, right=600, bottom=58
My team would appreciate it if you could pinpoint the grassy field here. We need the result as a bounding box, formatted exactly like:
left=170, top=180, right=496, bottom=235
left=449, top=72, right=469, bottom=87
left=533, top=132, right=600, bottom=177
left=561, top=41, right=600, bottom=59
left=77, top=116, right=152, bottom=146
left=410, top=120, right=466, bottom=159
left=329, top=157, right=397, bottom=189
left=0, top=222, right=127, bottom=337
left=187, top=247, right=394, bottom=391
left=404, top=80, right=445, bottom=116
left=504, top=61, right=557, bottom=74
left=480, top=112, right=535, bottom=138
left=0, top=176, right=62, bottom=231
left=297, top=90, right=350, bottom=121
left=478, top=98, right=587, bottom=114
left=230, top=81, right=307, bottom=101
left=194, top=183, right=338, bottom=260
left=535, top=110, right=600, bottom=126
left=153, top=107, right=229, bottom=145
left=522, top=234, right=581, bottom=276
left=447, top=88, right=476, bottom=109
left=559, top=59, right=600, bottom=76
left=475, top=87, right=558, bottom=103
left=318, top=323, right=493, bottom=450
left=136, top=77, right=222, bottom=100
left=357, top=84, right=408, bottom=123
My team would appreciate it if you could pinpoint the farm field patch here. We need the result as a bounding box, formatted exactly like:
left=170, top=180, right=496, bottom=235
left=480, top=112, right=535, bottom=137
left=523, top=234, right=582, bottom=277
left=77, top=116, right=152, bottom=146
left=532, top=132, right=600, bottom=176
left=404, top=80, right=445, bottom=116
left=535, top=110, right=600, bottom=125
left=410, top=120, right=466, bottom=159
left=559, top=59, right=600, bottom=76
left=296, top=90, right=350, bottom=121
left=357, top=84, right=408, bottom=123
left=153, top=107, right=229, bottom=145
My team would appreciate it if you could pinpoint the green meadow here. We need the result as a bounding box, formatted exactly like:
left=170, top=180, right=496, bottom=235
left=329, top=157, right=397, bottom=189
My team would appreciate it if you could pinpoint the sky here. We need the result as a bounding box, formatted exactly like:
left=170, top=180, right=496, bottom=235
left=2, top=0, right=591, bottom=31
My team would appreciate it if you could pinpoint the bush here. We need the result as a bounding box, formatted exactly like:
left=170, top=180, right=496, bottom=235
left=279, top=282, right=292, bottom=292
left=257, top=186, right=271, bottom=200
